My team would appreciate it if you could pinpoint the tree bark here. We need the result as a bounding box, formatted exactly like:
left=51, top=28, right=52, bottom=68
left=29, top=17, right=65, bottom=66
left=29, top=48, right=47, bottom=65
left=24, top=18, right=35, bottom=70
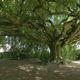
left=49, top=44, right=56, bottom=61
left=49, top=42, right=61, bottom=62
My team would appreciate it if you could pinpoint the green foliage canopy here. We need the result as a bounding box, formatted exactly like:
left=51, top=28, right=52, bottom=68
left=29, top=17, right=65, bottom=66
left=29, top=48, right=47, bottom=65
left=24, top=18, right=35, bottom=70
left=0, top=0, right=80, bottom=61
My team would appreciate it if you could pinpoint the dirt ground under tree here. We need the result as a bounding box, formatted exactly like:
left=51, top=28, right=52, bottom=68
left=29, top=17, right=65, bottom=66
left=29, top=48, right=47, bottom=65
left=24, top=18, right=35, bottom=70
left=0, top=60, right=80, bottom=80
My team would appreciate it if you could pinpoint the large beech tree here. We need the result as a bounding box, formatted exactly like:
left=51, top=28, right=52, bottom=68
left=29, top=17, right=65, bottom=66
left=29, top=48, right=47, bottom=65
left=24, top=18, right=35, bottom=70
left=0, top=0, right=80, bottom=61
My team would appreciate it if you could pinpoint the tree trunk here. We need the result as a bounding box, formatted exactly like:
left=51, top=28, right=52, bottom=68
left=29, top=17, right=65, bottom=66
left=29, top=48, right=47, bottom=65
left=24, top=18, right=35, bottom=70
left=49, top=42, right=61, bottom=62
left=49, top=44, right=56, bottom=61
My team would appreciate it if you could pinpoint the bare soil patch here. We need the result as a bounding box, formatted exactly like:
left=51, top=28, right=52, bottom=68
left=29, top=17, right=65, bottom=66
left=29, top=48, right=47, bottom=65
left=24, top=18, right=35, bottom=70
left=0, top=60, right=80, bottom=80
